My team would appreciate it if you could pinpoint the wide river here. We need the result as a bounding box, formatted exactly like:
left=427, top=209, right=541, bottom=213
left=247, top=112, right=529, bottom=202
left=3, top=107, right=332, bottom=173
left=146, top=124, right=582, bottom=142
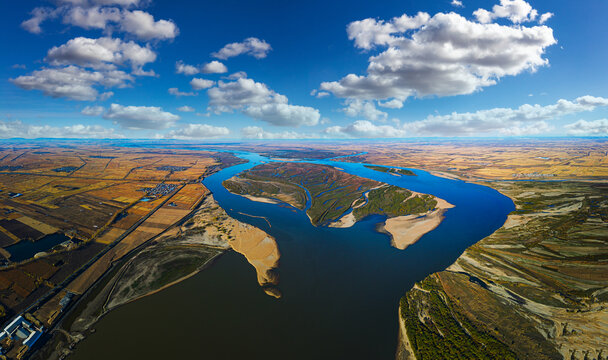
left=70, top=150, right=513, bottom=359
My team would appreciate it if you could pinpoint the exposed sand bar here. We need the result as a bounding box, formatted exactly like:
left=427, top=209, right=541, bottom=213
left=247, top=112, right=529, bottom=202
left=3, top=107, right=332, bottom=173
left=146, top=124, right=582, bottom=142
left=227, top=224, right=281, bottom=298
left=241, top=194, right=281, bottom=204
left=382, top=198, right=454, bottom=250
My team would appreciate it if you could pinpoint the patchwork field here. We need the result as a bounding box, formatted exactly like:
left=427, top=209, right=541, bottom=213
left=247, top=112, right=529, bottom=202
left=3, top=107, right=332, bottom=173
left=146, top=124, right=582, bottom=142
left=0, top=143, right=241, bottom=337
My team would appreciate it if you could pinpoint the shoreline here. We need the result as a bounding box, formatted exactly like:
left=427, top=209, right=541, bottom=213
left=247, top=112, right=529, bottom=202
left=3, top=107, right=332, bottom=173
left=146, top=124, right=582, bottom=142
left=241, top=194, right=282, bottom=204
left=102, top=250, right=225, bottom=313
left=329, top=188, right=454, bottom=251
left=382, top=197, right=454, bottom=250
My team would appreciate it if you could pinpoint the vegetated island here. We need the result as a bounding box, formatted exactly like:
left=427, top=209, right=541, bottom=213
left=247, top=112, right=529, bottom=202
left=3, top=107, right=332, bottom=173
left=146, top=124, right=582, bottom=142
left=364, top=164, right=416, bottom=176
left=396, top=181, right=608, bottom=360
left=223, top=162, right=452, bottom=249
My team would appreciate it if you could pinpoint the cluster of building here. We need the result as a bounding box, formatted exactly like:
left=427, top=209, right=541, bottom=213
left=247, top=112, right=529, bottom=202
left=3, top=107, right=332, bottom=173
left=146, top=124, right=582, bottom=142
left=0, top=315, right=43, bottom=355
left=139, top=183, right=177, bottom=197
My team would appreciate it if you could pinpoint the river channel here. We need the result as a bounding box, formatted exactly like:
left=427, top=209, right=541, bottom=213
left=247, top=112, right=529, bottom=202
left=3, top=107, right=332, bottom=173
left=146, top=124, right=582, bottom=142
left=70, top=149, right=514, bottom=359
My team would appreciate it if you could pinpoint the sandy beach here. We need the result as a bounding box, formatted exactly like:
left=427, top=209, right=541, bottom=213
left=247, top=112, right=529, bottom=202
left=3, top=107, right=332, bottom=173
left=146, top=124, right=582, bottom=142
left=382, top=198, right=454, bottom=250
left=242, top=194, right=281, bottom=204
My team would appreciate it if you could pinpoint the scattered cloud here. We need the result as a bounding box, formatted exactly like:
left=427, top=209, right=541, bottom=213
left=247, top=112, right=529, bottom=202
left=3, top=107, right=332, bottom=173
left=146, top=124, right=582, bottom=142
left=103, top=103, right=179, bottom=129
left=565, top=119, right=608, bottom=135
left=22, top=4, right=178, bottom=41
left=207, top=77, right=320, bottom=126
left=63, top=6, right=122, bottom=30
left=56, top=0, right=142, bottom=6
left=403, top=96, right=608, bottom=136
left=225, top=71, right=247, bottom=80
left=10, top=65, right=130, bottom=101
left=201, top=61, right=228, bottom=74
left=12, top=64, right=27, bottom=69
left=241, top=126, right=313, bottom=139
left=161, top=124, right=230, bottom=139
left=325, top=120, right=406, bottom=138
left=21, top=7, right=59, bottom=34
left=343, top=99, right=387, bottom=121
left=168, top=87, right=195, bottom=97
left=119, top=10, right=178, bottom=40
left=81, top=105, right=105, bottom=115
left=539, top=12, right=553, bottom=24
left=311, top=89, right=330, bottom=98
left=177, top=106, right=195, bottom=112
left=175, top=60, right=199, bottom=75
left=378, top=99, right=403, bottom=109
left=190, top=78, right=215, bottom=90
left=46, top=37, right=156, bottom=71
left=451, top=0, right=463, bottom=7
left=208, top=77, right=286, bottom=110
left=0, top=120, right=121, bottom=139
left=212, top=37, right=272, bottom=60
left=243, top=104, right=320, bottom=127
left=320, top=2, right=556, bottom=103
left=473, top=0, right=539, bottom=24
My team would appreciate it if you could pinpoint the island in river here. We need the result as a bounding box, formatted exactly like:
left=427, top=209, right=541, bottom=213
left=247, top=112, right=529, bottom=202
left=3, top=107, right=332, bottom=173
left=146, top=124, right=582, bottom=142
left=223, top=162, right=453, bottom=250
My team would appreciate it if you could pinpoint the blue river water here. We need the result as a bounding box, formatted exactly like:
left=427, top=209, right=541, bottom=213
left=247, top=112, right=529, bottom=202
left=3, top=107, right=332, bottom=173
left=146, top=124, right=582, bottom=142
left=70, top=150, right=514, bottom=360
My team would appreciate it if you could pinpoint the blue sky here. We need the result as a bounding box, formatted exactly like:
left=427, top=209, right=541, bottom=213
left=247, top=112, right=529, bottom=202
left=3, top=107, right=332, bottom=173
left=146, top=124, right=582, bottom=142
left=1, top=0, right=607, bottom=139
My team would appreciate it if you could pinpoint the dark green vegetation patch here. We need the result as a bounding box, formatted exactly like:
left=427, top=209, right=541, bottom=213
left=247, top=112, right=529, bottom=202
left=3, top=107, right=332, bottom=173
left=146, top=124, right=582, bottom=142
left=354, top=185, right=437, bottom=220
left=364, top=165, right=415, bottom=176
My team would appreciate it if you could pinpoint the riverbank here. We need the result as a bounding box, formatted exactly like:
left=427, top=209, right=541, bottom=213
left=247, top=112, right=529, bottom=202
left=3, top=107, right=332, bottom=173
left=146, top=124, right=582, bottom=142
left=397, top=180, right=608, bottom=359
left=63, top=147, right=514, bottom=360
left=381, top=197, right=454, bottom=250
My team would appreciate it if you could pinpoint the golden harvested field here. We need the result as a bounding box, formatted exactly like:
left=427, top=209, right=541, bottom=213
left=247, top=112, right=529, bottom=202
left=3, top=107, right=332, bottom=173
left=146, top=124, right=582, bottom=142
left=336, top=139, right=608, bottom=180
left=225, top=138, right=607, bottom=180
left=0, top=144, right=234, bottom=320
left=0, top=146, right=224, bottom=242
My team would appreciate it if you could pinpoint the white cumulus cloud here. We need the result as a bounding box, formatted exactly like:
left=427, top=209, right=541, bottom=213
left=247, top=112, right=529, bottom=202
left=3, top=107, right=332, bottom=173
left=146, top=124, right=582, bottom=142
left=565, top=119, right=608, bottom=135
left=46, top=37, right=156, bottom=71
left=120, top=10, right=178, bottom=40
left=243, top=104, right=320, bottom=127
left=207, top=77, right=320, bottom=127
left=175, top=60, right=199, bottom=75
left=212, top=37, right=272, bottom=60
left=10, top=65, right=130, bottom=101
left=473, top=0, right=538, bottom=24
left=342, top=99, right=387, bottom=121
left=22, top=4, right=178, bottom=41
left=168, top=88, right=195, bottom=97
left=241, top=126, right=314, bottom=139
left=320, top=3, right=556, bottom=103
left=0, top=120, right=122, bottom=139
left=177, top=106, right=195, bottom=112
left=103, top=103, right=179, bottom=129
left=403, top=96, right=608, bottom=136
left=190, top=78, right=215, bottom=90
left=325, top=120, right=406, bottom=138
left=201, top=61, right=228, bottom=74
left=81, top=105, right=105, bottom=115
left=161, top=124, right=230, bottom=139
